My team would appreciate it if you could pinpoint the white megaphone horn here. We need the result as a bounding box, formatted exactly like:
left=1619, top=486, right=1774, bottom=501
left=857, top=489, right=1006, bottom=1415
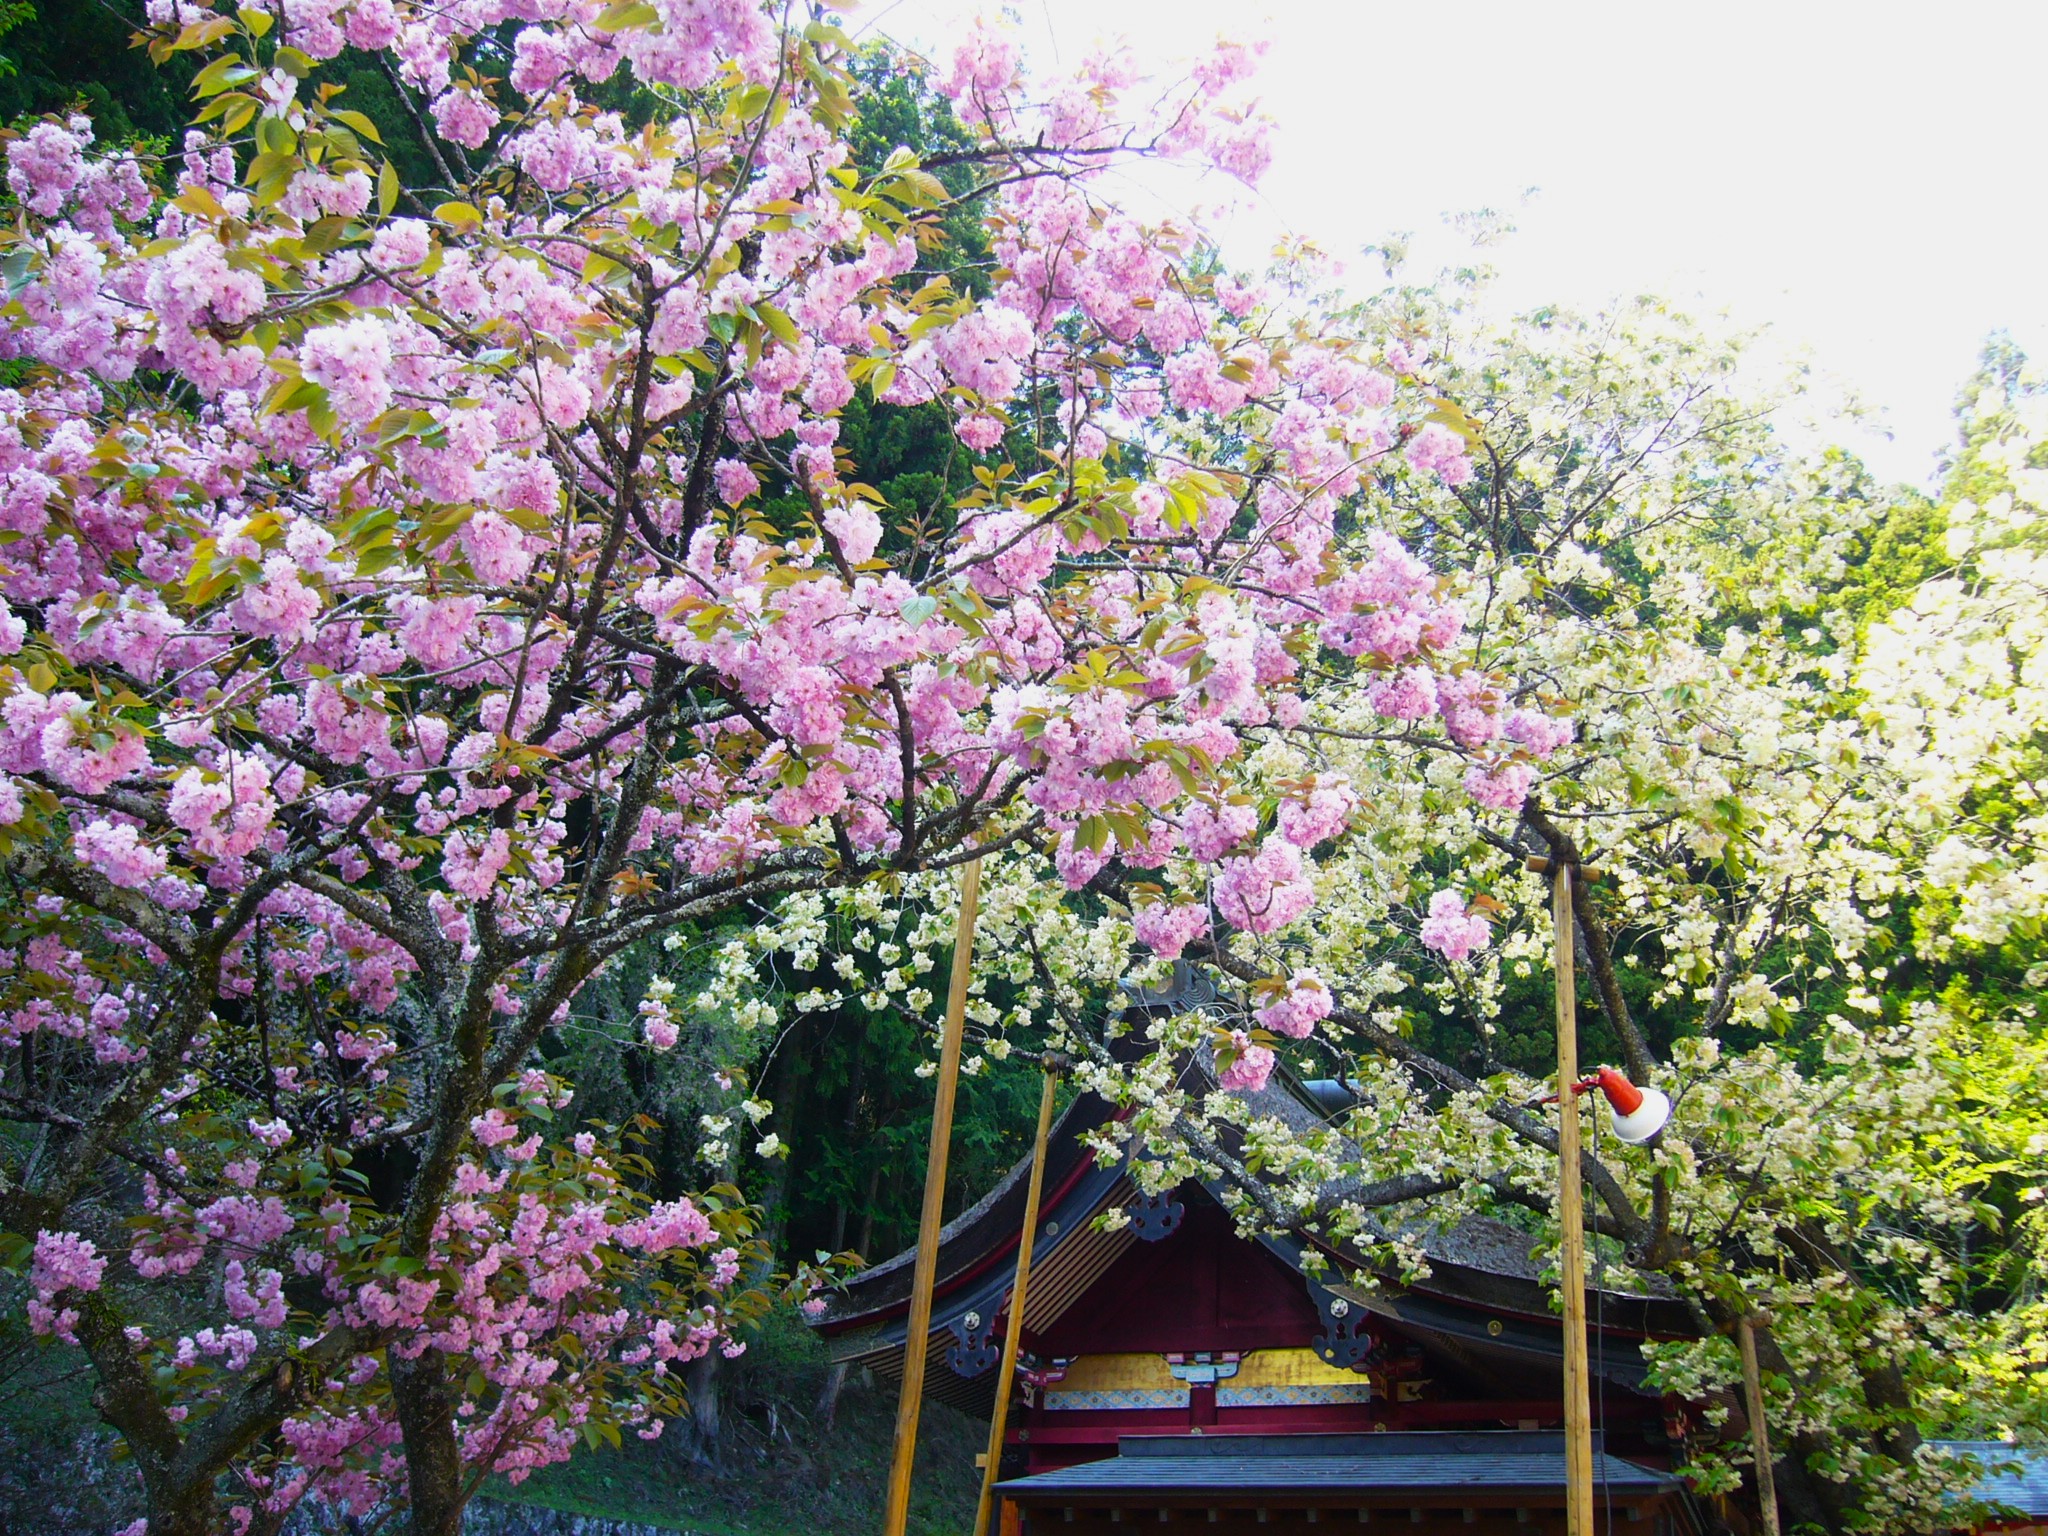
left=1579, top=1065, right=1671, bottom=1144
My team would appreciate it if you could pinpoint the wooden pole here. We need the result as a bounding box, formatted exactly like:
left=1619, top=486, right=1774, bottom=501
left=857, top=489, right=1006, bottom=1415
left=1738, top=1318, right=1782, bottom=1536
left=1553, top=861, right=1596, bottom=1536
left=971, top=1061, right=1062, bottom=1536
left=881, top=857, right=982, bottom=1536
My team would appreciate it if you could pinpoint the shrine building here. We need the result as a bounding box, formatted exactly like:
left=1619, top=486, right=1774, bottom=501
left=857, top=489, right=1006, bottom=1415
left=810, top=981, right=1712, bottom=1535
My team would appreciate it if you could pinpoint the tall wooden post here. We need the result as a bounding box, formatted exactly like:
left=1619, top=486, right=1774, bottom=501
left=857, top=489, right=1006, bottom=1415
left=1738, top=1317, right=1782, bottom=1536
left=971, top=1060, right=1062, bottom=1536
left=881, top=857, right=982, bottom=1536
left=1552, top=861, right=1596, bottom=1536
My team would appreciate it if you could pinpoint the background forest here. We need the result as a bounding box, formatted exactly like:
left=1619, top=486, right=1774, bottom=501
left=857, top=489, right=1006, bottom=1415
left=0, top=2, right=2042, bottom=1534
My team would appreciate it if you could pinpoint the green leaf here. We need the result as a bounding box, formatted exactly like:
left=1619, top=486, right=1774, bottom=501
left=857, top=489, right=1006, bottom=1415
left=302, top=215, right=347, bottom=256
left=594, top=0, right=659, bottom=30
left=893, top=169, right=949, bottom=207
left=370, top=407, right=440, bottom=448
left=582, top=248, right=628, bottom=286
left=758, top=302, right=800, bottom=347
left=900, top=594, right=937, bottom=627
left=1424, top=398, right=1483, bottom=447
left=268, top=377, right=326, bottom=416
left=244, top=149, right=296, bottom=188
left=170, top=15, right=235, bottom=51
left=173, top=184, right=226, bottom=220
left=500, top=505, right=553, bottom=533
left=377, top=158, right=399, bottom=216
left=258, top=116, right=299, bottom=156
left=1, top=248, right=33, bottom=300
left=415, top=503, right=477, bottom=553
left=331, top=108, right=384, bottom=146
left=190, top=54, right=256, bottom=98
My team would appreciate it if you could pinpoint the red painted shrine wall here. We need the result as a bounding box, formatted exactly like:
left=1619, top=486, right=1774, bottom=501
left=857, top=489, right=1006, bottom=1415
left=1030, top=1200, right=1322, bottom=1357
left=1004, top=1193, right=1673, bottom=1477
left=1012, top=1200, right=1389, bottom=1470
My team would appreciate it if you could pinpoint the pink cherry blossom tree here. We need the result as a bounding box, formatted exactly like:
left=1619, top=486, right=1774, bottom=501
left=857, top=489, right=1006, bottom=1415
left=0, top=3, right=1545, bottom=1530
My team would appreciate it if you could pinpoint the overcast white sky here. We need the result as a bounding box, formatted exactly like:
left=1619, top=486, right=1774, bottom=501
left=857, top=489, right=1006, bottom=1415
left=854, top=0, right=2048, bottom=487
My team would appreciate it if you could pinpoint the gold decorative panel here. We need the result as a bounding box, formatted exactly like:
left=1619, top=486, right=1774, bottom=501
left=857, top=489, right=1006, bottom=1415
left=1233, top=1348, right=1372, bottom=1388
left=1041, top=1353, right=1191, bottom=1411
left=1052, top=1353, right=1179, bottom=1391
left=1038, top=1350, right=1387, bottom=1412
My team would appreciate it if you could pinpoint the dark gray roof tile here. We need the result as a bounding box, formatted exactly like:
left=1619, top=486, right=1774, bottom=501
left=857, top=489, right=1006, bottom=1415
left=996, top=1433, right=1678, bottom=1499
left=1932, top=1441, right=2048, bottom=1519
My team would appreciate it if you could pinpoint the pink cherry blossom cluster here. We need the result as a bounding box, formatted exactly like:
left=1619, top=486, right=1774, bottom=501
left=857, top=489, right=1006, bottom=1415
left=1418, top=890, right=1492, bottom=963
left=74, top=817, right=168, bottom=889
left=1214, top=838, right=1316, bottom=936
left=1404, top=422, right=1474, bottom=487
left=26, top=1228, right=106, bottom=1344
left=4, top=117, right=149, bottom=234
left=1255, top=970, right=1334, bottom=1039
left=639, top=992, right=681, bottom=1052
left=1131, top=898, right=1211, bottom=960
left=1216, top=1029, right=1277, bottom=1092
left=1277, top=774, right=1358, bottom=848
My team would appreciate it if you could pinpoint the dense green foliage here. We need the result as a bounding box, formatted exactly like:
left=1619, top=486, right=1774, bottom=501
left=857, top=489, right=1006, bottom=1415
left=0, top=0, right=188, bottom=143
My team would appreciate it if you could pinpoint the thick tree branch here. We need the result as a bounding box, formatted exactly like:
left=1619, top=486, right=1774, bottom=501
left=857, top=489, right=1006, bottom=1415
left=1520, top=796, right=1656, bottom=1082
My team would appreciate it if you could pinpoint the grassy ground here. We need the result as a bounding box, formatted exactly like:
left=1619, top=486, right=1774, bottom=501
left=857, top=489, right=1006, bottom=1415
left=490, top=1371, right=985, bottom=1536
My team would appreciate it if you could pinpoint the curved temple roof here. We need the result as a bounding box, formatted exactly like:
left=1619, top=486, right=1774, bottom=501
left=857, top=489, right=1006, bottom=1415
left=810, top=975, right=1699, bottom=1415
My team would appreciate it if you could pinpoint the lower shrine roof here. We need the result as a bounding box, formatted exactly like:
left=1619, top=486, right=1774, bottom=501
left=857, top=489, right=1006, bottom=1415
left=994, top=1431, right=1680, bottom=1498
left=1935, top=1442, right=2048, bottom=1520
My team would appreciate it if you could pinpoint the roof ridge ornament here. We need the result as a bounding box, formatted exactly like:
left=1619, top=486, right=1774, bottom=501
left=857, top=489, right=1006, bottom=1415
left=946, top=1309, right=1002, bottom=1378
left=1311, top=1284, right=1381, bottom=1370
left=1128, top=1188, right=1185, bottom=1242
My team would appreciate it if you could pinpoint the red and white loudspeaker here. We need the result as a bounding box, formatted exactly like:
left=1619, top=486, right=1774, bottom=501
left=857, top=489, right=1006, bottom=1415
left=1578, top=1066, right=1671, bottom=1143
